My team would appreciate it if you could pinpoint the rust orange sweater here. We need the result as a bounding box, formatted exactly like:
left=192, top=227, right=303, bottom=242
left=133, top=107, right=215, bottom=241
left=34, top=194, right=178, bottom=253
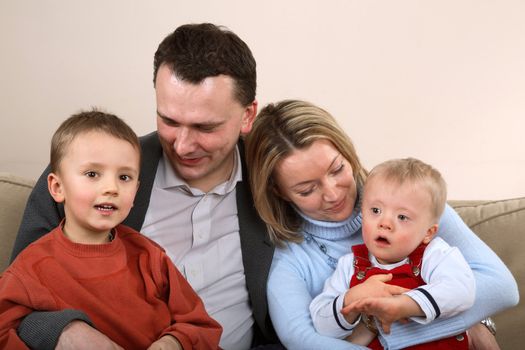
left=0, top=224, right=221, bottom=349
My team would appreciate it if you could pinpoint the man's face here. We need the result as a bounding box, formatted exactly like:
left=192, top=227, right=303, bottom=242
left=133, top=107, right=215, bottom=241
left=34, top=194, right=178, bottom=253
left=155, top=64, right=257, bottom=192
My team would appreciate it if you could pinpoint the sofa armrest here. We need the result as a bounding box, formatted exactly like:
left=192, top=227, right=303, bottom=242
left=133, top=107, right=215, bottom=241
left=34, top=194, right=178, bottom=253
left=0, top=173, right=35, bottom=272
left=449, top=197, right=525, bottom=350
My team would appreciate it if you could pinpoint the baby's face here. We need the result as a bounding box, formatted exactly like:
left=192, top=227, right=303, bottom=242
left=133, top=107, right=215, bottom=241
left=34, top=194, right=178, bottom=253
left=361, top=177, right=437, bottom=265
left=49, top=131, right=140, bottom=242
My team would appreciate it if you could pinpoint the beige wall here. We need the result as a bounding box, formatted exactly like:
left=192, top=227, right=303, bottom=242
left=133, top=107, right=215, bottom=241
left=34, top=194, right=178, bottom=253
left=1, top=0, right=524, bottom=200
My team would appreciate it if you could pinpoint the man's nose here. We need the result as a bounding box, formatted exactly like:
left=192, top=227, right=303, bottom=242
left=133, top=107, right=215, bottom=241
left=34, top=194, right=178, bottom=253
left=173, top=127, right=195, bottom=155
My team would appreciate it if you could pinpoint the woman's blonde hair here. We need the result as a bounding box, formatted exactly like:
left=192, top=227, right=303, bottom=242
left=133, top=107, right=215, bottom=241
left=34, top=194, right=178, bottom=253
left=245, top=100, right=367, bottom=245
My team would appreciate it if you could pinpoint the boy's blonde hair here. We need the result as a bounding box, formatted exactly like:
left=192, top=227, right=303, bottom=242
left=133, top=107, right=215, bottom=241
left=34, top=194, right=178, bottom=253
left=365, top=158, right=447, bottom=223
left=50, top=109, right=140, bottom=173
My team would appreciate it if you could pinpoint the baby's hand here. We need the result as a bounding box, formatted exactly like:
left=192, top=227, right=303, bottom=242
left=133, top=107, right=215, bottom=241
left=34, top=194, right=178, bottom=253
left=344, top=274, right=407, bottom=304
left=147, top=335, right=183, bottom=350
left=342, top=274, right=408, bottom=325
left=343, top=295, right=419, bottom=333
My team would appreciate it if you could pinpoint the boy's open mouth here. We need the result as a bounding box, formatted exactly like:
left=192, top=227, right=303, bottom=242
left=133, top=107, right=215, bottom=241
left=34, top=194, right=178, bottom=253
left=95, top=204, right=117, bottom=211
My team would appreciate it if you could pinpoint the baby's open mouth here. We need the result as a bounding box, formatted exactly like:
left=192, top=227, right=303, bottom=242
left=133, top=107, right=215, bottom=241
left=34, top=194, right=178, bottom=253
left=376, top=236, right=390, bottom=244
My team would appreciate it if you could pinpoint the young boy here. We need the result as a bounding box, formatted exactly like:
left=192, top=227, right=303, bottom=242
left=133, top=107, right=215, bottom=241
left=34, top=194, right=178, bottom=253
left=0, top=110, right=222, bottom=350
left=310, top=158, right=475, bottom=349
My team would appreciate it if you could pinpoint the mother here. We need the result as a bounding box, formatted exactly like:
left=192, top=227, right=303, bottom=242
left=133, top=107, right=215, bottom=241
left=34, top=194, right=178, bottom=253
left=244, top=100, right=518, bottom=349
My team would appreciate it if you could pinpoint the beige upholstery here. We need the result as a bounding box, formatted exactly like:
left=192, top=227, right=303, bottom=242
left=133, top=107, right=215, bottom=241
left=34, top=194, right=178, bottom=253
left=0, top=173, right=35, bottom=272
left=449, top=198, right=525, bottom=349
left=0, top=173, right=522, bottom=349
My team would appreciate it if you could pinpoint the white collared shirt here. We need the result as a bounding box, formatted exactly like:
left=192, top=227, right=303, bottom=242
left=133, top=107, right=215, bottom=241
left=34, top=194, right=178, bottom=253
left=142, top=147, right=254, bottom=350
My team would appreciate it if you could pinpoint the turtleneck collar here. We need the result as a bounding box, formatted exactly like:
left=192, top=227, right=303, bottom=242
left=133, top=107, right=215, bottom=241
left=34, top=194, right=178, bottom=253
left=296, top=186, right=363, bottom=241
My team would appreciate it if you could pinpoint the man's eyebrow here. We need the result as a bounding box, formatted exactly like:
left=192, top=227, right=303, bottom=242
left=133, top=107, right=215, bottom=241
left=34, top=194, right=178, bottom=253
left=156, top=110, right=223, bottom=128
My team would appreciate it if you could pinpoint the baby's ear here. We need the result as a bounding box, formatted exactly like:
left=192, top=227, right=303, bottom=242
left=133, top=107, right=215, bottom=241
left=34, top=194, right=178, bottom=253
left=47, top=172, right=65, bottom=203
left=423, top=224, right=438, bottom=244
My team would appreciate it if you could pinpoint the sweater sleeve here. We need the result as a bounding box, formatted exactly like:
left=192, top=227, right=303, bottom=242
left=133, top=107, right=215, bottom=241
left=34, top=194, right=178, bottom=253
left=268, top=250, right=367, bottom=350
left=405, top=237, right=475, bottom=324
left=10, top=166, right=94, bottom=349
left=380, top=204, right=519, bottom=349
left=157, top=252, right=222, bottom=350
left=0, top=271, right=34, bottom=349
left=1, top=268, right=93, bottom=350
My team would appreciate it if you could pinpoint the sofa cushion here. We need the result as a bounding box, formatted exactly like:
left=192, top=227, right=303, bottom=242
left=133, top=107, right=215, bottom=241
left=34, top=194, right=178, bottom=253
left=0, top=173, right=35, bottom=272
left=450, top=197, right=525, bottom=350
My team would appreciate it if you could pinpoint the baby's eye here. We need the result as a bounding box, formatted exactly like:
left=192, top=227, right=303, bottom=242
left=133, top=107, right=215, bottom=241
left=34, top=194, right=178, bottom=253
left=85, top=171, right=98, bottom=178
left=398, top=214, right=409, bottom=221
left=371, top=207, right=381, bottom=214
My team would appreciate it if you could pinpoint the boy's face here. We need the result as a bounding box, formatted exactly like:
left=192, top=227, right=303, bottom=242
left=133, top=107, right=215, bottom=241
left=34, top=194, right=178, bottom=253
left=47, top=131, right=140, bottom=243
left=361, top=176, right=437, bottom=265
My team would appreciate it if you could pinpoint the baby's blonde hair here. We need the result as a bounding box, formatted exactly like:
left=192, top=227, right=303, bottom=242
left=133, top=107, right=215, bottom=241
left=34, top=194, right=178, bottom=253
left=366, top=158, right=447, bottom=223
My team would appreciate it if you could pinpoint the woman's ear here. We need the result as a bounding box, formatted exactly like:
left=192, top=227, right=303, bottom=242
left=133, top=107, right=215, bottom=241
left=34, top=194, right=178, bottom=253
left=272, top=184, right=290, bottom=202
left=48, top=172, right=65, bottom=203
left=422, top=224, right=438, bottom=244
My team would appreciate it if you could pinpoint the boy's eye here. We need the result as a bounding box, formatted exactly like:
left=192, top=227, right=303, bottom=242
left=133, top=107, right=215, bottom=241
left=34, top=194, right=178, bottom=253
left=371, top=207, right=381, bottom=214
left=120, top=175, right=131, bottom=181
left=85, top=171, right=97, bottom=178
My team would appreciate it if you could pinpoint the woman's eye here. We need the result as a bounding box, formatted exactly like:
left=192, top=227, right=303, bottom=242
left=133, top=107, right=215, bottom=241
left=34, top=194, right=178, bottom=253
left=85, top=171, right=97, bottom=178
left=332, top=163, right=344, bottom=174
left=298, top=189, right=314, bottom=197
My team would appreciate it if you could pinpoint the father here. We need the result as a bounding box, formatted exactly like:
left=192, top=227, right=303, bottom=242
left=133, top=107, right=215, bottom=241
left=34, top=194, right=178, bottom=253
left=11, top=23, right=278, bottom=350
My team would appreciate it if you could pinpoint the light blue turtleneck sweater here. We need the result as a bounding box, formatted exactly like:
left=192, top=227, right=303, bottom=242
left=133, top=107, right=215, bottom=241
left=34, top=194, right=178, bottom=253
left=267, top=205, right=519, bottom=350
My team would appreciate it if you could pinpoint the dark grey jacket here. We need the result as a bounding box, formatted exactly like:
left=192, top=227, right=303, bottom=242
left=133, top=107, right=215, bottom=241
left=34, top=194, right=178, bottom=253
left=12, top=131, right=278, bottom=348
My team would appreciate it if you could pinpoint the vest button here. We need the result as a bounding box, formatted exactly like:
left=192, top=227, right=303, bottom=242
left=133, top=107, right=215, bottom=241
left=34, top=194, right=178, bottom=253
left=456, top=334, right=465, bottom=341
left=412, top=266, right=420, bottom=276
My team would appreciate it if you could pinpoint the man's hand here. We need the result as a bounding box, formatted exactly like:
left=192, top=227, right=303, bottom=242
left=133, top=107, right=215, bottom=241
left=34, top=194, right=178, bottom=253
left=56, top=321, right=124, bottom=350
left=148, top=335, right=183, bottom=350
left=342, top=295, right=420, bottom=333
left=468, top=322, right=501, bottom=350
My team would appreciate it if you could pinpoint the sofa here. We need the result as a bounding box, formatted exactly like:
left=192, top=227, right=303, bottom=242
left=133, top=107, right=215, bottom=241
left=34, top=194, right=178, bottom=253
left=0, top=172, right=523, bottom=349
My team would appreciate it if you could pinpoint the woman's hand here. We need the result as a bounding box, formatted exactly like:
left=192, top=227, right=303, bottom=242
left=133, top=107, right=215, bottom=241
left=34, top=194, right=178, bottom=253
left=468, top=322, right=501, bottom=350
left=147, top=335, right=183, bottom=350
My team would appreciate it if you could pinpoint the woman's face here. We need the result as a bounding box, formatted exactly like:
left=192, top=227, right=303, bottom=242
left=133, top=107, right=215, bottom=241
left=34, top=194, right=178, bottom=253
left=274, top=139, right=357, bottom=222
